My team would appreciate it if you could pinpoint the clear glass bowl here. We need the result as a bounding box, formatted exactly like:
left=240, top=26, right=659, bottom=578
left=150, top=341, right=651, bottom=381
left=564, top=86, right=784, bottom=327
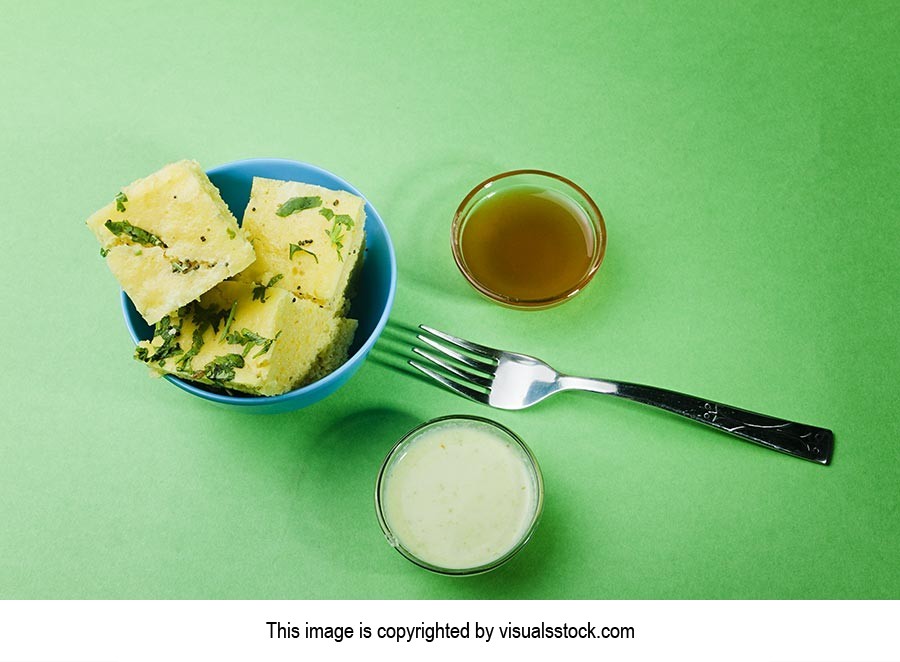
left=375, top=415, right=544, bottom=576
left=451, top=169, right=606, bottom=309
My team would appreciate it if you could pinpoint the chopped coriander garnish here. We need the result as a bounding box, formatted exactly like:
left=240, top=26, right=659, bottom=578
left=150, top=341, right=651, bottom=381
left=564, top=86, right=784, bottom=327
left=251, top=273, right=284, bottom=302
left=135, top=315, right=183, bottom=365
left=226, top=227, right=236, bottom=239
left=226, top=328, right=280, bottom=358
left=190, top=301, right=229, bottom=334
left=152, top=316, right=172, bottom=340
left=199, top=353, right=244, bottom=383
left=325, top=223, right=345, bottom=261
left=221, top=301, right=238, bottom=339
left=317, top=208, right=353, bottom=261
left=115, top=191, right=128, bottom=212
left=100, top=247, right=110, bottom=258
left=104, top=219, right=166, bottom=248
left=174, top=301, right=230, bottom=372
left=276, top=196, right=322, bottom=217
left=289, top=241, right=319, bottom=263
left=171, top=258, right=200, bottom=274
left=254, top=331, right=281, bottom=358
left=175, top=327, right=206, bottom=372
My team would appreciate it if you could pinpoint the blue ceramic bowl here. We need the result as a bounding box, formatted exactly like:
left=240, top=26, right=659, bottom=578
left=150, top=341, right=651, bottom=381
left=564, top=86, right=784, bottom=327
left=122, top=158, right=397, bottom=414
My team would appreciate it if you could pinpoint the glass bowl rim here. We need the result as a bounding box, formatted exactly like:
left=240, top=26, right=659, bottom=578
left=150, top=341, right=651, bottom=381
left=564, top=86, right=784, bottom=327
left=451, top=168, right=607, bottom=308
left=374, top=414, right=544, bottom=576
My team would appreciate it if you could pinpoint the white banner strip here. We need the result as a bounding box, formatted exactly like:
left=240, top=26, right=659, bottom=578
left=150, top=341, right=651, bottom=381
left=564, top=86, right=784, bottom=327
left=0, top=600, right=896, bottom=661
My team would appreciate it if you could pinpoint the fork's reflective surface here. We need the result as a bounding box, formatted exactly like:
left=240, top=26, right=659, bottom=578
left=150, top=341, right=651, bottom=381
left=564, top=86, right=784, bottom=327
left=410, top=325, right=834, bottom=465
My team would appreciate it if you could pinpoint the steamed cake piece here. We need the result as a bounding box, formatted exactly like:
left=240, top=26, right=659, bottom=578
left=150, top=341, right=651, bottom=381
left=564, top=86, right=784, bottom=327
left=86, top=160, right=255, bottom=324
left=134, top=280, right=354, bottom=396
left=237, top=177, right=366, bottom=308
left=302, top=317, right=358, bottom=386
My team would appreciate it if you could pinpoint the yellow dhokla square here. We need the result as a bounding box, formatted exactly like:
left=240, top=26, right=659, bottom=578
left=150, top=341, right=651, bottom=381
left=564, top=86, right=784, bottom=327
left=134, top=280, right=352, bottom=396
left=236, top=177, right=366, bottom=308
left=86, top=160, right=256, bottom=325
left=303, top=317, right=359, bottom=386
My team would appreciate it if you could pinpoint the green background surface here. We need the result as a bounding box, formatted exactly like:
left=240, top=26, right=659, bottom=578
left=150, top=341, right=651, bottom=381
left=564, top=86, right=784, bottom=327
left=1, top=0, right=898, bottom=599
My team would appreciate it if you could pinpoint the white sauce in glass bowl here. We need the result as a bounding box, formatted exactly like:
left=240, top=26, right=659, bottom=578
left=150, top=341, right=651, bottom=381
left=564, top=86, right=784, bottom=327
left=379, top=418, right=541, bottom=572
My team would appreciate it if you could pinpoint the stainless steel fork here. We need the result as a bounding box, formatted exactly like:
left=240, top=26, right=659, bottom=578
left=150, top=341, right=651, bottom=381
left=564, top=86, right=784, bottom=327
left=409, top=325, right=833, bottom=465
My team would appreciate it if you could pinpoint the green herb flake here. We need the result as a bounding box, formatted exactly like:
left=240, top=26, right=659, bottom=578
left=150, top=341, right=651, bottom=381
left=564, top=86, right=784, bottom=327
left=254, top=330, right=281, bottom=358
left=319, top=207, right=335, bottom=221
left=171, top=258, right=200, bottom=274
left=174, top=300, right=233, bottom=372
left=226, top=227, right=236, bottom=239
left=226, top=328, right=279, bottom=358
left=104, top=219, right=166, bottom=248
left=199, top=353, right=245, bottom=383
left=276, top=196, right=322, bottom=217
left=289, top=242, right=319, bottom=263
left=190, top=301, right=229, bottom=334
left=325, top=224, right=345, bottom=262
left=115, top=191, right=128, bottom=212
left=100, top=247, right=110, bottom=258
left=221, top=301, right=238, bottom=339
left=136, top=315, right=184, bottom=365
left=251, top=273, right=284, bottom=302
left=334, top=214, right=354, bottom=228
left=175, top=327, right=206, bottom=372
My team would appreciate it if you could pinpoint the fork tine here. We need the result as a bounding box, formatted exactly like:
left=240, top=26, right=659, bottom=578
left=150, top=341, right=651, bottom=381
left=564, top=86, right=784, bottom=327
left=419, top=325, right=501, bottom=361
left=411, top=348, right=493, bottom=389
left=408, top=361, right=490, bottom=404
left=416, top=335, right=495, bottom=373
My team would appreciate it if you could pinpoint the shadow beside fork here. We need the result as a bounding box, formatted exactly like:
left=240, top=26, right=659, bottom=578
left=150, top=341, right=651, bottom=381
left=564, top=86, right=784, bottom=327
left=369, top=319, right=439, bottom=389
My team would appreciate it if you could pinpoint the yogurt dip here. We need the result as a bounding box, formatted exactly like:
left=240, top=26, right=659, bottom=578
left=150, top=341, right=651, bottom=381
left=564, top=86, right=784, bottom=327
left=376, top=416, right=543, bottom=574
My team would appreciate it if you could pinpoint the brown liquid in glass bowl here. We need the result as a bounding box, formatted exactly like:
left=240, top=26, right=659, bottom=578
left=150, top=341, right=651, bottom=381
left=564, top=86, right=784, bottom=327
left=459, top=185, right=594, bottom=302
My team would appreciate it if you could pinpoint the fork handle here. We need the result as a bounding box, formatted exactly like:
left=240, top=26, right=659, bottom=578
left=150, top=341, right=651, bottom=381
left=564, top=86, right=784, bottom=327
left=558, top=377, right=833, bottom=464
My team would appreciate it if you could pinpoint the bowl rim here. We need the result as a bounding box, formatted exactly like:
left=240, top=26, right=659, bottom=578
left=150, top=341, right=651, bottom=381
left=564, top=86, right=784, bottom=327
left=374, top=414, right=544, bottom=576
left=121, top=157, right=397, bottom=406
left=450, top=168, right=607, bottom=309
